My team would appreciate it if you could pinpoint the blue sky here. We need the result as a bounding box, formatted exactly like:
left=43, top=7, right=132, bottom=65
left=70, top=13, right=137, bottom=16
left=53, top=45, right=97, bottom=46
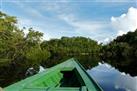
left=1, top=0, right=137, bottom=43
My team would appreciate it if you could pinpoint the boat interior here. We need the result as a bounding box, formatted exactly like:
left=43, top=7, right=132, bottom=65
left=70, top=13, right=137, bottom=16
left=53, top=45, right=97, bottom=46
left=25, top=68, right=87, bottom=91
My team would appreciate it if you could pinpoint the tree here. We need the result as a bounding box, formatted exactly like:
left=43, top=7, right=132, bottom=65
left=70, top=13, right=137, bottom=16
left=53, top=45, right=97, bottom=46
left=0, top=12, right=50, bottom=87
left=102, top=29, right=137, bottom=76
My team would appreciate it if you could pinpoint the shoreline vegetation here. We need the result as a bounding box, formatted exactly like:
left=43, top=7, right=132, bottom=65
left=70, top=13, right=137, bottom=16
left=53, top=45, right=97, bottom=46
left=0, top=12, right=137, bottom=87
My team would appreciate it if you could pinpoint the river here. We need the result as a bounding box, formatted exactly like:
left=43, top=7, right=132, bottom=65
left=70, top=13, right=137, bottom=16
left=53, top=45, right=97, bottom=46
left=87, top=62, right=137, bottom=91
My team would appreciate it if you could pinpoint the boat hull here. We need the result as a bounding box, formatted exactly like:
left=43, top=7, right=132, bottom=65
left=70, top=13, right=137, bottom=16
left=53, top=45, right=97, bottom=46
left=4, top=58, right=103, bottom=91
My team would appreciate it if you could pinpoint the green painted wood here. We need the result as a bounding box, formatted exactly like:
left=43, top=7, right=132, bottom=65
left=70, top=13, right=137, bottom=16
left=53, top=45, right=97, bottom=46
left=4, top=58, right=103, bottom=91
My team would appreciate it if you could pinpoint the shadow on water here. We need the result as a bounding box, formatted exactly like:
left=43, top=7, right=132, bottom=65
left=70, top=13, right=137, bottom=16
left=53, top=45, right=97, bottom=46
left=104, top=58, right=137, bottom=76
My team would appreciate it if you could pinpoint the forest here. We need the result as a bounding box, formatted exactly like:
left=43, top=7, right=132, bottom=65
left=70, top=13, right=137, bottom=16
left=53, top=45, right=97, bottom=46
left=0, top=12, right=137, bottom=87
left=101, top=29, right=137, bottom=76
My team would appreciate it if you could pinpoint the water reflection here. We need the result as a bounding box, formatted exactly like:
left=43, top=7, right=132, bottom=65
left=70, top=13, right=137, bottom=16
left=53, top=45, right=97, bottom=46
left=87, top=63, right=137, bottom=91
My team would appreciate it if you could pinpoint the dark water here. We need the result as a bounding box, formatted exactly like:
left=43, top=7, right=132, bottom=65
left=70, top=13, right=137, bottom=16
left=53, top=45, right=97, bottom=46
left=87, top=63, right=137, bottom=91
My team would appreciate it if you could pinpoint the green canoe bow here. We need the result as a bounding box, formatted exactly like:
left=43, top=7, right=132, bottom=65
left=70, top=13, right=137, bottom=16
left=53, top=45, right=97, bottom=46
left=4, top=58, right=103, bottom=91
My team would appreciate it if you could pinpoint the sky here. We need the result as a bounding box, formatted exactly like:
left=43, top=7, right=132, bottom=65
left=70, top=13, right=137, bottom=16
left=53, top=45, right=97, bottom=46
left=0, top=0, right=137, bottom=43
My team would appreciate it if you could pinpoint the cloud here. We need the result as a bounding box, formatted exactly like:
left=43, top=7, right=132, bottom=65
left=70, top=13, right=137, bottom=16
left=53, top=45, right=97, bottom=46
left=103, top=38, right=111, bottom=43
left=18, top=18, right=51, bottom=40
left=59, top=14, right=108, bottom=38
left=115, top=73, right=137, bottom=91
left=34, top=1, right=108, bottom=37
left=111, top=7, right=137, bottom=36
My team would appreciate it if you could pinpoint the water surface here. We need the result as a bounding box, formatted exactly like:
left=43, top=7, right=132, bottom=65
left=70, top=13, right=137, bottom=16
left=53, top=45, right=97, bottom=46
left=87, top=63, right=137, bottom=91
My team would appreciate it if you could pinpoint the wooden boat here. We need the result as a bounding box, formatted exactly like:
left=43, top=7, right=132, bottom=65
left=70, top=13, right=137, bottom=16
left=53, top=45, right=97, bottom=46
left=4, top=58, right=103, bottom=91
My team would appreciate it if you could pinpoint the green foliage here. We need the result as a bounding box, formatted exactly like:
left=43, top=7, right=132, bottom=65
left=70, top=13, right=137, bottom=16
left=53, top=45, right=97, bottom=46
left=102, top=29, right=137, bottom=59
left=25, top=28, right=43, bottom=45
left=41, top=36, right=101, bottom=56
left=101, top=29, right=137, bottom=76
left=0, top=11, right=17, bottom=32
left=0, top=12, right=50, bottom=87
left=25, top=47, right=50, bottom=66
